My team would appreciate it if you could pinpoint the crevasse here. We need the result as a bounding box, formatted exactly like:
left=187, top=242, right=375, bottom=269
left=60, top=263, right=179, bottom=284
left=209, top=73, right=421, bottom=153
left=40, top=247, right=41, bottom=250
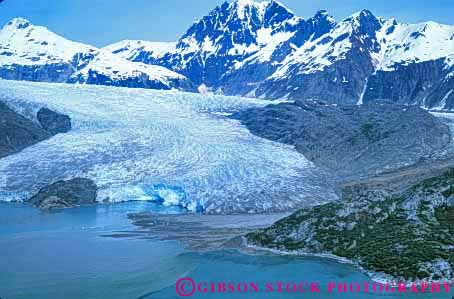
left=0, top=80, right=337, bottom=213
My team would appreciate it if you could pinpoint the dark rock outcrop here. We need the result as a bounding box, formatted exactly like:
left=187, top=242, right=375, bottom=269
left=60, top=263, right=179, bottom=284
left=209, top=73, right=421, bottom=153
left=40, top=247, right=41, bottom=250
left=256, top=50, right=375, bottom=105
left=67, top=70, right=196, bottom=92
left=363, top=59, right=454, bottom=109
left=0, top=63, right=74, bottom=83
left=0, top=100, right=73, bottom=158
left=29, top=178, right=98, bottom=210
left=254, top=11, right=380, bottom=105
left=0, top=101, right=50, bottom=158
left=37, top=107, right=72, bottom=135
left=232, top=100, right=451, bottom=178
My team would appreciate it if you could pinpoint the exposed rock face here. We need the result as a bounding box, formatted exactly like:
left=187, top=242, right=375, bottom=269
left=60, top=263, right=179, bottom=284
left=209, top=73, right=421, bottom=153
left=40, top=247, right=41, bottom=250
left=363, top=59, right=454, bottom=109
left=37, top=107, right=72, bottom=135
left=105, top=2, right=454, bottom=109
left=232, top=100, right=451, bottom=177
left=247, top=170, right=454, bottom=282
left=161, top=0, right=312, bottom=88
left=67, top=69, right=196, bottom=91
left=0, top=101, right=50, bottom=158
left=29, top=178, right=98, bottom=210
left=0, top=100, right=73, bottom=158
left=0, top=63, right=74, bottom=83
left=257, top=50, right=375, bottom=105
left=254, top=10, right=380, bottom=105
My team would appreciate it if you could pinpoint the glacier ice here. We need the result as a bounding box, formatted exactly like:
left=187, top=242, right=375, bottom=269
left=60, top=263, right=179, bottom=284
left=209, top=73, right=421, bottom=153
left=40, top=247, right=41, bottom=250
left=0, top=80, right=337, bottom=213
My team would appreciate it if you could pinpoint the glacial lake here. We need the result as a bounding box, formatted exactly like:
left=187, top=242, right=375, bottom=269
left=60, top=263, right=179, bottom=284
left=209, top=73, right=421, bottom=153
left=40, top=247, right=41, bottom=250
left=0, top=202, right=452, bottom=299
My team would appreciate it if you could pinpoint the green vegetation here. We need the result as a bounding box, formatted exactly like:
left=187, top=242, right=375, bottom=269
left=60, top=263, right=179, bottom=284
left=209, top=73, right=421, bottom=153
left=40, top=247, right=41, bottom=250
left=247, top=171, right=454, bottom=281
left=359, top=122, right=392, bottom=143
left=348, top=122, right=393, bottom=145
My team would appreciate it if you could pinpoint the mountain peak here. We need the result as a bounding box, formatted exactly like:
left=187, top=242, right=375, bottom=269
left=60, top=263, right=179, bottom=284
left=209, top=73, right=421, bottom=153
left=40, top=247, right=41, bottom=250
left=227, top=0, right=294, bottom=20
left=312, top=9, right=336, bottom=25
left=230, top=0, right=267, bottom=19
left=346, top=9, right=381, bottom=25
left=4, top=17, right=32, bottom=30
left=267, top=0, right=294, bottom=13
left=353, top=9, right=375, bottom=18
left=314, top=9, right=329, bottom=17
left=263, top=0, right=295, bottom=21
left=344, top=9, right=382, bottom=38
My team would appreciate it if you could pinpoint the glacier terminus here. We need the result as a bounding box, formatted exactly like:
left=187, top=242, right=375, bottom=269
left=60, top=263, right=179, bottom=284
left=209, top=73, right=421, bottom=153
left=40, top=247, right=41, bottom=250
left=0, top=80, right=336, bottom=213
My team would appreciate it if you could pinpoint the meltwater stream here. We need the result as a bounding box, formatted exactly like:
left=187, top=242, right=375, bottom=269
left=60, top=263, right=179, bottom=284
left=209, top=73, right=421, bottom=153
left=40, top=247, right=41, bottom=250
left=0, top=80, right=336, bottom=213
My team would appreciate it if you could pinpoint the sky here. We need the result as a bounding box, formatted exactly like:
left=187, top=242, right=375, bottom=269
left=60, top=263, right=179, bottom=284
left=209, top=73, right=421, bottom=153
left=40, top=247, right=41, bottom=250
left=0, top=0, right=453, bottom=47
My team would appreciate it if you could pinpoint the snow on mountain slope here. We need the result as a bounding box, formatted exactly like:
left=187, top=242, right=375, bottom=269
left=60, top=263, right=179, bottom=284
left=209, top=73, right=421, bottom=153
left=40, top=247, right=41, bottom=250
left=0, top=17, right=96, bottom=66
left=171, top=0, right=301, bottom=86
left=103, top=0, right=305, bottom=89
left=361, top=19, right=454, bottom=109
left=176, top=0, right=298, bottom=58
left=270, top=10, right=382, bottom=78
left=268, top=10, right=454, bottom=77
left=0, top=18, right=194, bottom=91
left=373, top=19, right=454, bottom=71
left=71, top=51, right=183, bottom=82
left=258, top=8, right=454, bottom=105
left=68, top=51, right=194, bottom=91
left=3, top=1, right=454, bottom=107
left=102, top=40, right=176, bottom=62
left=250, top=10, right=381, bottom=103
left=0, top=80, right=336, bottom=214
left=270, top=21, right=354, bottom=78
left=172, top=0, right=337, bottom=96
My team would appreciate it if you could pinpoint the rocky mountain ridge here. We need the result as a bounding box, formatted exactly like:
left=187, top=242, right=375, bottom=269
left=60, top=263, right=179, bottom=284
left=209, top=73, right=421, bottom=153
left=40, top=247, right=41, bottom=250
left=104, top=0, right=454, bottom=109
left=0, top=18, right=195, bottom=91
left=1, top=1, right=453, bottom=107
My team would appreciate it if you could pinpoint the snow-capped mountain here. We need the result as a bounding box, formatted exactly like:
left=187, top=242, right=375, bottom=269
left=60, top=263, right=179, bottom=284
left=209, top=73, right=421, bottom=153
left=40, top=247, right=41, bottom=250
left=107, top=0, right=327, bottom=90
left=264, top=10, right=454, bottom=106
left=2, top=1, right=453, bottom=108
left=0, top=17, right=96, bottom=82
left=363, top=20, right=454, bottom=108
left=67, top=51, right=193, bottom=91
left=260, top=9, right=384, bottom=104
left=105, top=0, right=454, bottom=109
left=169, top=0, right=303, bottom=88
left=0, top=18, right=194, bottom=91
left=103, top=40, right=176, bottom=64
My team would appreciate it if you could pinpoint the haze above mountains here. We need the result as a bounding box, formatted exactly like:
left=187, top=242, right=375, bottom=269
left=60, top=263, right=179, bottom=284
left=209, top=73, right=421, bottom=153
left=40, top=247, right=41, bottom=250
left=0, top=0, right=453, bottom=108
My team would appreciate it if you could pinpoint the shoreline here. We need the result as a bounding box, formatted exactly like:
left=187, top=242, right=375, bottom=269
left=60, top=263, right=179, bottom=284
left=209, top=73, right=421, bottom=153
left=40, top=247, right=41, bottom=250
left=241, top=239, right=454, bottom=287
left=3, top=200, right=452, bottom=288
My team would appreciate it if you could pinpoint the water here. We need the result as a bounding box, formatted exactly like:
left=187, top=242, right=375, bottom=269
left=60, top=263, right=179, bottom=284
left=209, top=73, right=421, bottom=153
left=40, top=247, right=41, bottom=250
left=1, top=203, right=452, bottom=299
left=0, top=82, right=452, bottom=299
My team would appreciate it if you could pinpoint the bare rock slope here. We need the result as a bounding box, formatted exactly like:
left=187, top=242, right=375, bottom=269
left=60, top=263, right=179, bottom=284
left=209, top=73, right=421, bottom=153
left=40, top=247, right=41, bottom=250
left=232, top=100, right=451, bottom=178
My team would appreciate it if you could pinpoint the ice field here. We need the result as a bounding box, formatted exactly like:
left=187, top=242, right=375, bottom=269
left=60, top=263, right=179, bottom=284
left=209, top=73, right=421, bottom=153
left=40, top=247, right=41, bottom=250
left=0, top=80, right=336, bottom=213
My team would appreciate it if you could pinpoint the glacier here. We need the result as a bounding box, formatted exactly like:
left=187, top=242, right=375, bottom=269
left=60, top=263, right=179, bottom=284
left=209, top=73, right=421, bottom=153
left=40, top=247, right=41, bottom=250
left=0, top=80, right=336, bottom=214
